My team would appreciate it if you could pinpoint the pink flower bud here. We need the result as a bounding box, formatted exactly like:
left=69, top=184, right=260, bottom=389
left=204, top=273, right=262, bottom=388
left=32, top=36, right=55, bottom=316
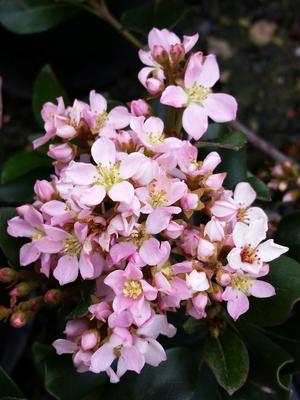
left=9, top=282, right=38, bottom=297
left=152, top=45, right=168, bottom=64
left=170, top=43, right=185, bottom=64
left=0, top=268, right=17, bottom=284
left=146, top=77, right=164, bottom=95
left=34, top=180, right=55, bottom=202
left=48, top=143, right=74, bottom=163
left=81, top=329, right=100, bottom=351
left=197, top=238, right=215, bottom=260
left=204, top=217, right=225, bottom=242
left=180, top=193, right=198, bottom=211
left=88, top=302, right=111, bottom=322
left=44, top=289, right=63, bottom=305
left=64, top=319, right=89, bottom=337
left=130, top=99, right=151, bottom=117
left=216, top=270, right=232, bottom=286
left=10, top=311, right=33, bottom=328
left=163, top=221, right=185, bottom=239
left=210, top=284, right=223, bottom=302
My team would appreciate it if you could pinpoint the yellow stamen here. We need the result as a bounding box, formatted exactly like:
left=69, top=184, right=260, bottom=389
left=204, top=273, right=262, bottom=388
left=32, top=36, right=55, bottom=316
left=149, top=189, right=168, bottom=208
left=123, top=280, right=142, bottom=299
left=63, top=236, right=83, bottom=257
left=232, top=275, right=251, bottom=294
left=91, top=112, right=109, bottom=134
left=96, top=163, right=122, bottom=190
left=187, top=83, right=212, bottom=105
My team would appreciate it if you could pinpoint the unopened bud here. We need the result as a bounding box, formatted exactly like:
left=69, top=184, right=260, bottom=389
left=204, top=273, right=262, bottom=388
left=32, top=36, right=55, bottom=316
left=9, top=281, right=39, bottom=298
left=146, top=77, right=164, bottom=95
left=130, top=99, right=151, bottom=117
left=210, top=283, right=223, bottom=302
left=170, top=43, right=185, bottom=65
left=163, top=221, right=185, bottom=239
left=0, top=268, right=17, bottom=284
left=0, top=306, right=11, bottom=321
left=64, top=319, right=89, bottom=337
left=216, top=270, right=232, bottom=286
left=81, top=329, right=100, bottom=351
left=44, top=289, right=63, bottom=305
left=152, top=45, right=168, bottom=64
left=48, top=143, right=74, bottom=163
left=10, top=311, right=33, bottom=328
left=34, top=180, right=55, bottom=202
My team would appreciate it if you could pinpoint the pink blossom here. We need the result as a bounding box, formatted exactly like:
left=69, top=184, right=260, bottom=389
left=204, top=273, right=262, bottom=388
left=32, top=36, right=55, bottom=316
left=161, top=52, right=237, bottom=140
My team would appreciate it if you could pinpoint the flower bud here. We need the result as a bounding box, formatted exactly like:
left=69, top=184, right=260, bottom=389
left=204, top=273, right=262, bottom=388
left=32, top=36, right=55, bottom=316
left=180, top=193, right=198, bottom=211
left=163, top=221, right=185, bottom=239
left=10, top=311, right=33, bottom=328
left=9, top=282, right=38, bottom=298
left=88, top=302, right=111, bottom=322
left=81, top=329, right=100, bottom=351
left=216, top=270, right=232, bottom=286
left=64, top=319, right=89, bottom=337
left=44, top=289, right=63, bottom=305
left=210, top=283, right=223, bottom=302
left=170, top=43, right=185, bottom=65
left=130, top=99, right=151, bottom=117
left=0, top=306, right=11, bottom=321
left=0, top=268, right=17, bottom=284
left=34, top=180, right=55, bottom=202
left=152, top=45, right=168, bottom=64
left=48, top=143, right=74, bottom=163
left=146, top=77, right=164, bottom=95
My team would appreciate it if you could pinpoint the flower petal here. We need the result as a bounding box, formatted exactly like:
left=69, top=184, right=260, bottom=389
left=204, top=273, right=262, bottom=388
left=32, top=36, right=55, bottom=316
left=53, top=255, right=79, bottom=285
left=182, top=104, right=208, bottom=140
left=108, top=181, right=134, bottom=204
left=160, top=86, right=188, bottom=108
left=203, top=93, right=237, bottom=123
left=91, top=137, right=116, bottom=166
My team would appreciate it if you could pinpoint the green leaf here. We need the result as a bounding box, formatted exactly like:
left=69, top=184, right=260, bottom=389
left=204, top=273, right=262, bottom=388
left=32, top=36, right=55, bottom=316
left=0, top=168, right=51, bottom=205
left=242, top=256, right=300, bottom=327
left=0, top=0, right=76, bottom=34
left=32, top=343, right=106, bottom=400
left=66, top=281, right=95, bottom=320
left=121, top=0, right=187, bottom=34
left=276, top=211, right=300, bottom=248
left=203, top=330, right=249, bottom=395
left=191, top=362, right=218, bottom=400
left=104, top=347, right=198, bottom=400
left=183, top=317, right=208, bottom=336
left=199, top=128, right=247, bottom=151
left=33, top=64, right=69, bottom=126
left=220, top=146, right=247, bottom=189
left=238, top=323, right=293, bottom=396
left=1, top=151, right=51, bottom=184
left=0, top=207, right=24, bottom=266
left=246, top=175, right=271, bottom=201
left=0, top=367, right=24, bottom=398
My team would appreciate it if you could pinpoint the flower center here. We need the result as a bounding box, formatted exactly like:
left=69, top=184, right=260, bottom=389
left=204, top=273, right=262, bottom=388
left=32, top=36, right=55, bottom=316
left=187, top=84, right=212, bottom=105
left=32, top=232, right=44, bottom=241
left=130, top=228, right=151, bottom=247
left=91, top=112, right=108, bottom=134
left=149, top=189, right=168, bottom=208
left=147, top=132, right=165, bottom=145
left=240, top=245, right=259, bottom=264
left=236, top=208, right=250, bottom=224
left=113, top=345, right=122, bottom=357
left=232, top=275, right=251, bottom=294
left=96, top=163, right=122, bottom=190
left=123, top=280, right=142, bottom=299
left=63, top=236, right=83, bottom=257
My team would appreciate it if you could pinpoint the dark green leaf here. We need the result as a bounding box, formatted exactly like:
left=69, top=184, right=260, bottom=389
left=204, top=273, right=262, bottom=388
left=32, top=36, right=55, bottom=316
left=121, top=0, right=187, bottom=34
left=0, top=0, right=76, bottom=34
left=276, top=211, right=300, bottom=249
left=238, top=323, right=292, bottom=396
left=199, top=128, right=247, bottom=151
left=1, top=151, right=51, bottom=184
left=66, top=281, right=95, bottom=320
left=242, top=256, right=300, bottom=327
left=191, top=362, right=218, bottom=400
left=183, top=317, right=208, bottom=336
left=0, top=207, right=24, bottom=266
left=33, top=64, right=69, bottom=126
left=0, top=367, right=24, bottom=398
left=220, top=381, right=279, bottom=399
left=0, top=168, right=51, bottom=205
left=203, top=330, right=249, bottom=395
left=246, top=175, right=271, bottom=201
left=104, top=347, right=198, bottom=400
left=220, top=146, right=247, bottom=189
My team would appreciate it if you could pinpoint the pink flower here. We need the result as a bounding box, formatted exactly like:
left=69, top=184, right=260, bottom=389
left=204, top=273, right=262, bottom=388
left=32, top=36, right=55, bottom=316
left=66, top=137, right=150, bottom=206
left=211, top=182, right=268, bottom=225
left=222, top=267, right=275, bottom=320
left=84, top=90, right=130, bottom=136
left=227, top=220, right=288, bottom=274
left=161, top=52, right=237, bottom=140
left=186, top=270, right=209, bottom=292
left=104, top=263, right=157, bottom=326
left=204, top=217, right=225, bottom=242
left=130, top=99, right=151, bottom=117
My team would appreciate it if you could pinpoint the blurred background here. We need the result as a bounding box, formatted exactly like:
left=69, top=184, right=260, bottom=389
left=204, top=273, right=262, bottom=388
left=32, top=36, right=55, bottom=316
left=0, top=0, right=300, bottom=398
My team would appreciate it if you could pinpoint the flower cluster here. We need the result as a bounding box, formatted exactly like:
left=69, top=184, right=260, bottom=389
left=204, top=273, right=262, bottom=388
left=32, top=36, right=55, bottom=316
left=5, top=28, right=288, bottom=382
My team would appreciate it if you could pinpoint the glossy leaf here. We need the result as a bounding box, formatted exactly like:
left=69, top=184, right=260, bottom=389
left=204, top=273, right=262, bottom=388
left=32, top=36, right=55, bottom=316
left=199, top=128, right=247, bottom=151
left=1, top=151, right=51, bottom=184
left=246, top=175, right=271, bottom=201
left=0, top=0, right=76, bottom=34
left=0, top=367, right=24, bottom=398
left=121, top=0, right=187, bottom=34
left=203, top=330, right=249, bottom=395
left=66, top=281, right=95, bottom=320
left=33, top=64, right=69, bottom=126
left=0, top=207, right=24, bottom=266
left=242, top=256, right=300, bottom=327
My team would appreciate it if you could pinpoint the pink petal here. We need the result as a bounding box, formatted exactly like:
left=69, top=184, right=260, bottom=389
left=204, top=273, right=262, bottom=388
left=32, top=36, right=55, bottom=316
left=138, top=67, right=154, bottom=87
left=249, top=280, right=275, bottom=298
left=7, top=217, right=36, bottom=238
left=22, top=206, right=43, bottom=228
left=144, top=116, right=164, bottom=135
left=121, top=345, right=145, bottom=373
left=184, top=52, right=204, bottom=88
left=182, top=104, right=208, bottom=140
left=141, top=280, right=158, bottom=301
left=145, top=209, right=173, bottom=234
left=196, top=54, right=220, bottom=88
left=53, top=339, right=78, bottom=354
left=104, top=270, right=127, bottom=294
left=203, top=93, right=237, bottom=123
left=41, top=201, right=69, bottom=217
left=138, top=49, right=155, bottom=66
left=109, top=242, right=136, bottom=264
left=91, top=137, right=116, bottom=166
left=79, top=252, right=95, bottom=280
left=53, top=255, right=79, bottom=285
left=130, top=296, right=152, bottom=326
left=225, top=289, right=249, bottom=321
left=234, top=182, right=256, bottom=207
left=160, top=85, right=188, bottom=108
left=66, top=162, right=97, bottom=185
left=108, top=106, right=130, bottom=129
left=34, top=237, right=64, bottom=253
left=257, top=240, right=288, bottom=262
left=80, top=185, right=106, bottom=206
left=137, top=314, right=176, bottom=338
left=90, top=343, right=115, bottom=373
left=108, top=181, right=134, bottom=204
left=113, top=295, right=133, bottom=313
left=245, top=219, right=267, bottom=248
left=139, top=238, right=170, bottom=266
left=183, top=33, right=199, bottom=52
left=119, top=152, right=144, bottom=179
left=89, top=90, right=107, bottom=113
left=20, top=242, right=40, bottom=266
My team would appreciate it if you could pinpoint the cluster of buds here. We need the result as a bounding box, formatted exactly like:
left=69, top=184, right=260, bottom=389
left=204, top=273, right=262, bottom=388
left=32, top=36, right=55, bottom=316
left=4, top=28, right=288, bottom=382
left=262, top=161, right=300, bottom=204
